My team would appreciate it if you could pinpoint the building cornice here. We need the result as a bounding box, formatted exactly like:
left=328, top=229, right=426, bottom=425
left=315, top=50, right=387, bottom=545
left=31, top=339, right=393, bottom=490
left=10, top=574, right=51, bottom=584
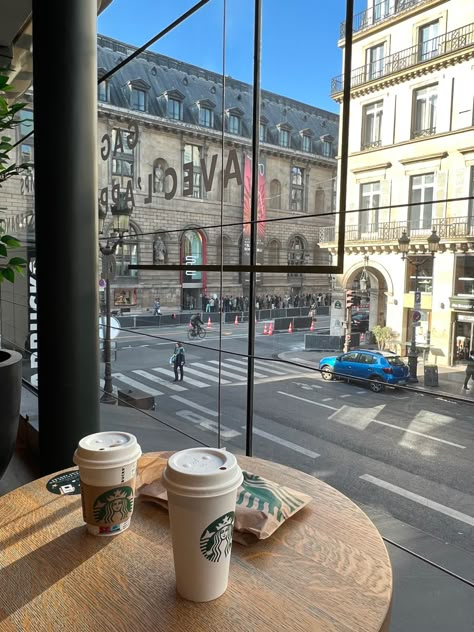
left=351, top=162, right=392, bottom=174
left=400, top=151, right=448, bottom=165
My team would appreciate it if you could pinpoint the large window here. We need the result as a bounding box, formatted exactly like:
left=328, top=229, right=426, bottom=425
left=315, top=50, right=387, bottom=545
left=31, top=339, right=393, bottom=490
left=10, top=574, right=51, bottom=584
left=469, top=166, right=474, bottom=227
left=111, top=129, right=134, bottom=188
left=269, top=179, right=281, bottom=209
left=412, top=84, right=437, bottom=138
left=279, top=128, right=290, bottom=148
left=183, top=144, right=202, bottom=198
left=131, top=88, right=146, bottom=112
left=302, top=134, right=311, bottom=152
left=259, top=123, right=266, bottom=142
left=199, top=106, right=213, bottom=128
left=418, top=21, right=439, bottom=62
left=409, top=173, right=434, bottom=230
left=229, top=114, right=241, bottom=135
left=454, top=255, right=474, bottom=296
left=116, top=226, right=138, bottom=277
left=362, top=100, right=383, bottom=149
left=290, top=167, right=304, bottom=211
left=98, top=81, right=108, bottom=103
left=366, top=43, right=384, bottom=81
left=182, top=229, right=203, bottom=282
left=359, top=181, right=380, bottom=233
left=407, top=255, right=434, bottom=293
left=287, top=235, right=306, bottom=279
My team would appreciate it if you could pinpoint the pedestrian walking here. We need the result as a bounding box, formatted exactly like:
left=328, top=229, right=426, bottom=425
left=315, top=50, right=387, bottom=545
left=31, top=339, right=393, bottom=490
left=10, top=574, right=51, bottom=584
left=172, top=342, right=185, bottom=382
left=462, top=349, right=474, bottom=390
left=153, top=297, right=161, bottom=315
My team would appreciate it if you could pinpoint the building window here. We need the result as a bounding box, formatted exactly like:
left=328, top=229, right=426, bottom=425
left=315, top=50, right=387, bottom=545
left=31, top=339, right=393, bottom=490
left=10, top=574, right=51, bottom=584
left=199, top=106, right=213, bottom=128
left=279, top=128, right=290, bottom=148
left=168, top=98, right=182, bottom=120
left=322, top=139, right=332, bottom=157
left=270, top=179, right=281, bottom=209
left=182, top=229, right=203, bottom=282
left=360, top=182, right=380, bottom=233
left=412, top=85, right=437, bottom=138
left=259, top=123, right=266, bottom=142
left=98, top=81, right=108, bottom=102
left=290, top=167, right=305, bottom=211
left=362, top=100, right=383, bottom=149
left=409, top=173, right=434, bottom=230
left=372, top=0, right=389, bottom=22
left=20, top=144, right=33, bottom=163
left=288, top=235, right=306, bottom=278
left=267, top=239, right=280, bottom=265
left=407, top=256, right=433, bottom=293
left=366, top=43, right=385, bottom=81
left=111, top=129, right=134, bottom=188
left=302, top=134, right=312, bottom=152
left=454, top=255, right=474, bottom=296
left=469, top=166, right=474, bottom=226
left=183, top=144, right=202, bottom=198
left=229, top=114, right=241, bottom=135
left=19, top=110, right=34, bottom=137
left=315, top=188, right=326, bottom=213
left=18, top=110, right=34, bottom=162
left=418, top=21, right=439, bottom=62
left=131, top=88, right=146, bottom=112
left=116, top=225, right=138, bottom=277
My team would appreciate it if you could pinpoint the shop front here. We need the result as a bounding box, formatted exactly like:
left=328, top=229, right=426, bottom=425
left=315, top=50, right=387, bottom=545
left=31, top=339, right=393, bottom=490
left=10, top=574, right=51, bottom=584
left=450, top=297, right=474, bottom=364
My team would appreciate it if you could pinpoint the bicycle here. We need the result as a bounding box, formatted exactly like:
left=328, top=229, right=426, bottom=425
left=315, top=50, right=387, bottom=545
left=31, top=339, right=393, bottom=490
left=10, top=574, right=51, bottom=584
left=187, top=324, right=206, bottom=340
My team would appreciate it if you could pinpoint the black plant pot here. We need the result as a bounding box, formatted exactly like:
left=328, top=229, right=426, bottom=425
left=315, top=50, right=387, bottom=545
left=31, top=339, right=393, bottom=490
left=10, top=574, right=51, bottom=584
left=0, top=349, right=22, bottom=479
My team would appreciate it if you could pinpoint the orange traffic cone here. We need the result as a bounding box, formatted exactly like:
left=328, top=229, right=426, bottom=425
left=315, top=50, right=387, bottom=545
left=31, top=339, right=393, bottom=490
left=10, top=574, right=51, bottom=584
left=207, top=317, right=212, bottom=329
left=310, top=320, right=314, bottom=332
left=263, top=323, right=268, bottom=335
left=288, top=321, right=293, bottom=333
left=234, top=315, right=239, bottom=325
left=268, top=322, right=273, bottom=336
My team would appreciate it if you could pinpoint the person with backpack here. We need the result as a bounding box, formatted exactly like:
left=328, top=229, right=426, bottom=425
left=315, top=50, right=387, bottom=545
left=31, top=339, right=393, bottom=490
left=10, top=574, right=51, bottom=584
left=172, top=341, right=185, bottom=382
left=462, top=349, right=474, bottom=390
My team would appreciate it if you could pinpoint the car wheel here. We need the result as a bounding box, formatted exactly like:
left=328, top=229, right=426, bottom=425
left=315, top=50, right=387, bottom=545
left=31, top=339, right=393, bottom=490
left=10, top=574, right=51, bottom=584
left=369, top=377, right=385, bottom=393
left=321, top=365, right=334, bottom=381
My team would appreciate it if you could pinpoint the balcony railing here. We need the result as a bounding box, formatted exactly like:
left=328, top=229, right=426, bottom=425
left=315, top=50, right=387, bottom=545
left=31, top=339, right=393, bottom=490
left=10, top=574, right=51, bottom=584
left=318, top=216, right=474, bottom=245
left=340, top=0, right=432, bottom=39
left=331, top=23, right=474, bottom=94
left=361, top=139, right=382, bottom=150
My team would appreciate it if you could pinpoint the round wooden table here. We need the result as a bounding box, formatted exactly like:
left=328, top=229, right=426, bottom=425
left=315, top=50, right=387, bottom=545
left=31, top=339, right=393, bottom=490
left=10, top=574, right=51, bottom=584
left=0, top=453, right=392, bottom=631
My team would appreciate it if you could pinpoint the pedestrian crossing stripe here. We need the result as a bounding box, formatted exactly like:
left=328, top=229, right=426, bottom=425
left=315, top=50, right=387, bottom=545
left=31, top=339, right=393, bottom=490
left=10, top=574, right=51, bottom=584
left=152, top=367, right=211, bottom=388
left=111, top=373, right=163, bottom=396
left=208, top=360, right=267, bottom=378
left=132, top=369, right=186, bottom=391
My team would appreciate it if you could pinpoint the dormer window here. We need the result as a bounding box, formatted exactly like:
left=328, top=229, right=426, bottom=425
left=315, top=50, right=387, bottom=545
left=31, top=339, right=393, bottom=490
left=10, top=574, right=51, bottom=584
left=97, top=68, right=109, bottom=103
left=259, top=116, right=268, bottom=143
left=277, top=123, right=292, bottom=148
left=163, top=89, right=185, bottom=121
left=320, top=134, right=334, bottom=158
left=126, top=78, right=150, bottom=112
left=300, top=128, right=313, bottom=153
left=227, top=107, right=243, bottom=135
left=197, top=99, right=216, bottom=128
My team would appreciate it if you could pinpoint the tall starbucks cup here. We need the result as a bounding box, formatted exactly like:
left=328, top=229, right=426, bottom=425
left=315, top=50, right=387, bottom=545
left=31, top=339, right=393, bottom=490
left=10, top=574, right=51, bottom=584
left=162, top=448, right=243, bottom=602
left=73, top=431, right=142, bottom=536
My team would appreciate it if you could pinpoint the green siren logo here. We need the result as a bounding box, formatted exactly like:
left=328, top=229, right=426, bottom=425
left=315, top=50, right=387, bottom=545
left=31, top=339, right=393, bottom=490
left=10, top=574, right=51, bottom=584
left=93, top=486, right=134, bottom=524
left=236, top=472, right=305, bottom=521
left=200, top=512, right=235, bottom=563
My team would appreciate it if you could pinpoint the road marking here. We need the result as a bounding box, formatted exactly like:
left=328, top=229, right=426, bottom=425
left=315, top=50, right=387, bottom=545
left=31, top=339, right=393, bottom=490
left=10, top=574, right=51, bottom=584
left=208, top=360, right=267, bottom=378
left=227, top=358, right=288, bottom=375
left=340, top=394, right=351, bottom=398
left=171, top=395, right=217, bottom=416
left=277, top=391, right=338, bottom=411
left=360, top=475, right=474, bottom=527
left=152, top=367, right=211, bottom=388
left=175, top=410, right=240, bottom=439
left=190, top=362, right=245, bottom=382
left=243, top=427, right=320, bottom=459
left=369, top=419, right=466, bottom=449
left=356, top=391, right=366, bottom=394
left=292, top=382, right=322, bottom=390
left=322, top=398, right=333, bottom=402
left=111, top=373, right=163, bottom=396
left=132, top=369, right=186, bottom=391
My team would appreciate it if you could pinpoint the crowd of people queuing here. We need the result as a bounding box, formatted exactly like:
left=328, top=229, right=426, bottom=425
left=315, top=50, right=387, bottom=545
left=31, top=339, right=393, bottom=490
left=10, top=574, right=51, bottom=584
left=199, top=292, right=331, bottom=313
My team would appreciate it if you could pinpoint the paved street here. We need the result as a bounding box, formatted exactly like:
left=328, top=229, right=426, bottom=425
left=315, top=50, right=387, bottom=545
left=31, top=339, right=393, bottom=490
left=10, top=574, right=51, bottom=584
left=100, top=319, right=474, bottom=581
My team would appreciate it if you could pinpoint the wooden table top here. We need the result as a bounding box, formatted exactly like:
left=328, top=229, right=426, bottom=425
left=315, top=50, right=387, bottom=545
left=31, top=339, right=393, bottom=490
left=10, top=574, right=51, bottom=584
left=0, top=453, right=392, bottom=632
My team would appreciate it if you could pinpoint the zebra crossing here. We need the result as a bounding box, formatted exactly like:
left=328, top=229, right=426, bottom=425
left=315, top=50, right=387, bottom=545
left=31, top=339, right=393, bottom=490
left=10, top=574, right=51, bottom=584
left=100, top=357, right=317, bottom=398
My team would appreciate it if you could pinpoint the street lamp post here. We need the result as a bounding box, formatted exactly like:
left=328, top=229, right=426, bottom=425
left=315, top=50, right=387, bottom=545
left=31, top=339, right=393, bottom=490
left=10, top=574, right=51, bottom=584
left=398, top=228, right=440, bottom=382
left=98, top=196, right=133, bottom=404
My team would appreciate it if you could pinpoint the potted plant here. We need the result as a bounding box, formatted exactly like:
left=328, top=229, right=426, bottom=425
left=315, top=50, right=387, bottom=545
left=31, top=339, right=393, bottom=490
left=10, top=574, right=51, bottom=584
left=0, top=71, right=30, bottom=478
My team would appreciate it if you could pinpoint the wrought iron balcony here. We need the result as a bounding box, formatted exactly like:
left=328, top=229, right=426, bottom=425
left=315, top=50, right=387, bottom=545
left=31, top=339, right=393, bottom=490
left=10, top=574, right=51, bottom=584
left=340, top=0, right=433, bottom=39
left=331, top=23, right=474, bottom=95
left=361, top=139, right=382, bottom=151
left=318, top=216, right=474, bottom=245
left=411, top=126, right=436, bottom=139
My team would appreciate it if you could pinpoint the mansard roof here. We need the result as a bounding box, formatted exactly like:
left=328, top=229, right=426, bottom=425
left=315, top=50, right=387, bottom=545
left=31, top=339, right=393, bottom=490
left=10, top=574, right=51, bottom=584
left=97, top=34, right=339, bottom=157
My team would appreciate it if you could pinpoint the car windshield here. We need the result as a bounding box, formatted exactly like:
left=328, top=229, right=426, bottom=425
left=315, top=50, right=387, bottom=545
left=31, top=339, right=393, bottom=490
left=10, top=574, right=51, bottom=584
left=386, top=356, right=405, bottom=366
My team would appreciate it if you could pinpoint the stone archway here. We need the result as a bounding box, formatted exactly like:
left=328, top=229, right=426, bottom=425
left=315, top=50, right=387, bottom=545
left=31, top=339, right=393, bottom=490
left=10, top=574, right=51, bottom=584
left=342, top=260, right=393, bottom=331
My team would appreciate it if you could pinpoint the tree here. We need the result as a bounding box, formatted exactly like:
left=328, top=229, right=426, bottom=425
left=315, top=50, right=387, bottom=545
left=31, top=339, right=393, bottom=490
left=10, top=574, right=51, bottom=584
left=372, top=325, right=398, bottom=351
left=0, top=72, right=30, bottom=283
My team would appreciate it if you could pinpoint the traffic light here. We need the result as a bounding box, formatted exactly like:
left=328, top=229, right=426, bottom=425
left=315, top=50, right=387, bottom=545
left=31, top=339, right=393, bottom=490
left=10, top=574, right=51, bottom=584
left=346, top=290, right=354, bottom=309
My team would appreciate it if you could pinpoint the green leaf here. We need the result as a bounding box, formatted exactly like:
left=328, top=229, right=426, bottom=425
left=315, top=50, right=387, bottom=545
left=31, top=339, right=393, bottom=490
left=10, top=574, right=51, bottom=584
left=1, top=267, right=14, bottom=282
left=1, top=235, right=21, bottom=247
left=0, top=243, right=7, bottom=257
left=8, top=257, right=26, bottom=266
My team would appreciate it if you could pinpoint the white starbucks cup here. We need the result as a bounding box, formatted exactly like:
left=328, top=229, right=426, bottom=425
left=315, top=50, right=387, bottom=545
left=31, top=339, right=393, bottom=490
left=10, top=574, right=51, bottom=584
left=162, top=447, right=243, bottom=602
left=73, top=431, right=142, bottom=536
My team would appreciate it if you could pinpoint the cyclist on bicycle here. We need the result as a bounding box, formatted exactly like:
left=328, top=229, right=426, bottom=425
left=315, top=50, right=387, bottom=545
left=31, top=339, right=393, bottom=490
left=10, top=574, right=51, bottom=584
left=190, top=313, right=204, bottom=336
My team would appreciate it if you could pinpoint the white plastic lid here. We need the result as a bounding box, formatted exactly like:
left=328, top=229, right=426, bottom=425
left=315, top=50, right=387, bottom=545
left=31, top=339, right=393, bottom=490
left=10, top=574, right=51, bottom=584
left=73, top=431, right=142, bottom=469
left=162, top=448, right=243, bottom=498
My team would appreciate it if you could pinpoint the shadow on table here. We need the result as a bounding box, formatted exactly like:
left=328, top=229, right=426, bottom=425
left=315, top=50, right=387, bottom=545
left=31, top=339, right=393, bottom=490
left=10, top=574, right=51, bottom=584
left=0, top=526, right=112, bottom=621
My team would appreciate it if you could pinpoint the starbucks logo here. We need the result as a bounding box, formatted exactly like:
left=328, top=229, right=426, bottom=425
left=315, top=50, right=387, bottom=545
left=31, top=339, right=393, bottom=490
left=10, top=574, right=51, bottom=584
left=200, top=512, right=235, bottom=563
left=93, top=486, right=134, bottom=524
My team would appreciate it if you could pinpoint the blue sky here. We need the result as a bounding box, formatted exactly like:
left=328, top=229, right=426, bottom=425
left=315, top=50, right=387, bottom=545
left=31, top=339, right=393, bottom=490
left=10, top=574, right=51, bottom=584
left=98, top=0, right=365, bottom=113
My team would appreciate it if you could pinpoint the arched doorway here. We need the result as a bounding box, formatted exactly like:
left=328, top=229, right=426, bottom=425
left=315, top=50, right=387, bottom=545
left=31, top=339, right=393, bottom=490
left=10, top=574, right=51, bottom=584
left=344, top=259, right=391, bottom=334
left=181, top=229, right=206, bottom=310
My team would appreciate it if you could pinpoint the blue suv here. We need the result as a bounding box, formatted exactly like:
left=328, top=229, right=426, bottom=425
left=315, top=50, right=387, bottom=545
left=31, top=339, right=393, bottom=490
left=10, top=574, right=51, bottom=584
left=318, top=349, right=409, bottom=392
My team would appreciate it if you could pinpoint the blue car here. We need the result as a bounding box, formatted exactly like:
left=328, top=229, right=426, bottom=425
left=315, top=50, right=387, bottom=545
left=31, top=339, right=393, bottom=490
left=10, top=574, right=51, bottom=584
left=318, top=349, right=409, bottom=393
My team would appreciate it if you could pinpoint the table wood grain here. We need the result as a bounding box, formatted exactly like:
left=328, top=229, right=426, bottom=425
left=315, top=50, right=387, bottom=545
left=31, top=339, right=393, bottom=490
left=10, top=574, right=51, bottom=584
left=0, top=453, right=392, bottom=631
